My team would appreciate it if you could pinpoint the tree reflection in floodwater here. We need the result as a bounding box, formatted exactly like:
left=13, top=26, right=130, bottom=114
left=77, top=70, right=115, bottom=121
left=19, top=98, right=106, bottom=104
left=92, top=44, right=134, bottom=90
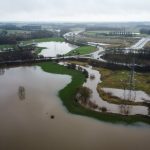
left=0, top=68, right=5, bottom=76
left=119, top=104, right=132, bottom=115
left=148, top=107, right=150, bottom=116
left=33, top=66, right=37, bottom=70
left=18, top=86, right=26, bottom=100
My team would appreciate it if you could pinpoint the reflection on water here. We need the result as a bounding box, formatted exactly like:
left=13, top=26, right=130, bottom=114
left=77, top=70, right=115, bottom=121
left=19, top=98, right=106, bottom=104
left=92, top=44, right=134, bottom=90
left=18, top=86, right=26, bottom=100
left=0, top=68, right=5, bottom=76
left=148, top=108, right=150, bottom=115
left=119, top=105, right=131, bottom=115
left=33, top=66, right=37, bottom=70
left=0, top=66, right=150, bottom=150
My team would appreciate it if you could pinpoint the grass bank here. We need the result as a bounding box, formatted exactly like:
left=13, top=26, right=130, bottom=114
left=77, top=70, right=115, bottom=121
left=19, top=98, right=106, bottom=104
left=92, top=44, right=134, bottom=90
left=66, top=46, right=96, bottom=56
left=38, top=62, right=150, bottom=125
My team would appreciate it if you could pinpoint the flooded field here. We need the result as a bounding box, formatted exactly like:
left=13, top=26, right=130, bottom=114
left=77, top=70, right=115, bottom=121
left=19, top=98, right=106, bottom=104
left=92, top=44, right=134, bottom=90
left=0, top=66, right=150, bottom=150
left=38, top=41, right=78, bottom=57
left=82, top=66, right=149, bottom=115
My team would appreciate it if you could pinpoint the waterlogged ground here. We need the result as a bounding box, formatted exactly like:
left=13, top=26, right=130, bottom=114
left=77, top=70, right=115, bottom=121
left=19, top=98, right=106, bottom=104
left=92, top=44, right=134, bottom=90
left=81, top=65, right=148, bottom=115
left=102, top=88, right=150, bottom=102
left=38, top=41, right=78, bottom=57
left=0, top=66, right=150, bottom=150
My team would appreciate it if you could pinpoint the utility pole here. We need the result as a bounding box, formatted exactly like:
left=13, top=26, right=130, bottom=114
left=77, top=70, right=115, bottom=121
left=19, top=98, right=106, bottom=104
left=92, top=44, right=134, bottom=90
left=128, top=49, right=136, bottom=101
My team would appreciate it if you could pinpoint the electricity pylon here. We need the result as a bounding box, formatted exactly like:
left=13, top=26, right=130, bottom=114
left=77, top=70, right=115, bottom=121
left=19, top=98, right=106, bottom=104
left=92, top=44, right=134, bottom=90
left=127, top=49, right=136, bottom=101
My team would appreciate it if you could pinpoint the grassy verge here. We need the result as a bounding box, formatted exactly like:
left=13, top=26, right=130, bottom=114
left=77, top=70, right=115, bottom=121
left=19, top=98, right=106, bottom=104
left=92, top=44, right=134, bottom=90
left=38, top=62, right=150, bottom=125
left=66, top=46, right=96, bottom=56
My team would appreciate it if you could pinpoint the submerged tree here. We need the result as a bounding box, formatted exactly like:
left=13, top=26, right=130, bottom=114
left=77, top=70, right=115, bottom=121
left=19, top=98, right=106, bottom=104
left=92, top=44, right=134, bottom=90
left=76, top=86, right=92, bottom=104
left=119, top=104, right=131, bottom=115
left=18, top=86, right=26, bottom=100
left=0, top=68, right=5, bottom=76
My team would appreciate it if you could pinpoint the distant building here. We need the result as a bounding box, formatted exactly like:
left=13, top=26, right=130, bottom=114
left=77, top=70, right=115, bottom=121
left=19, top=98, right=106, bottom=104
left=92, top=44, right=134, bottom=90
left=109, top=31, right=133, bottom=36
left=109, top=28, right=133, bottom=36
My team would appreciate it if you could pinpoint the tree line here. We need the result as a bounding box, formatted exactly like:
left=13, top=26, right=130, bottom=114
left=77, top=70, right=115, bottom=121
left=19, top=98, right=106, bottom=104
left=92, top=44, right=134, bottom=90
left=0, top=45, right=36, bottom=62
left=0, top=30, right=55, bottom=45
left=140, top=28, right=150, bottom=35
left=102, top=48, right=150, bottom=66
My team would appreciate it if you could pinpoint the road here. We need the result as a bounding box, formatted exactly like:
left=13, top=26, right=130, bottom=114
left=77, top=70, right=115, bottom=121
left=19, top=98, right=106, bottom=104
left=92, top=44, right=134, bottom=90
left=63, top=30, right=85, bottom=41
left=64, top=31, right=150, bottom=64
left=130, top=37, right=150, bottom=49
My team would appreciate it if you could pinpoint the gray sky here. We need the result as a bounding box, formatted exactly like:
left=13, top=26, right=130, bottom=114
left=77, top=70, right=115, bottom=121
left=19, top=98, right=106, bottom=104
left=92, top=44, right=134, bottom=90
left=0, top=0, right=150, bottom=22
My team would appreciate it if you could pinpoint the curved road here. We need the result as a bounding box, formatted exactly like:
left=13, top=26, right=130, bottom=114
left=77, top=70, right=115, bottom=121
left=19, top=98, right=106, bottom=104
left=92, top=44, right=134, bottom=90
left=64, top=30, right=150, bottom=63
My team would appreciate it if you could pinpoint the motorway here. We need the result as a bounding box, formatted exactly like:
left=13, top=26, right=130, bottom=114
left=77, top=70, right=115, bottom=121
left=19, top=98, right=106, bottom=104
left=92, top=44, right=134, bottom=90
left=64, top=30, right=150, bottom=60
left=130, top=37, right=150, bottom=49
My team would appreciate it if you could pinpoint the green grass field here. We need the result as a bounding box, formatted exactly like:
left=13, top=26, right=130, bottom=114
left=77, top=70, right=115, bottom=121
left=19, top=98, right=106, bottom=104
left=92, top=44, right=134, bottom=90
left=97, top=67, right=150, bottom=95
left=38, top=62, right=150, bottom=125
left=66, top=46, right=97, bottom=56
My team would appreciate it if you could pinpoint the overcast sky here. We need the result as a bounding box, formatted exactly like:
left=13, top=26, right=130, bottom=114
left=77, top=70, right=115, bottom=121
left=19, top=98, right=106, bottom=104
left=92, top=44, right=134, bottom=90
left=0, top=0, right=150, bottom=22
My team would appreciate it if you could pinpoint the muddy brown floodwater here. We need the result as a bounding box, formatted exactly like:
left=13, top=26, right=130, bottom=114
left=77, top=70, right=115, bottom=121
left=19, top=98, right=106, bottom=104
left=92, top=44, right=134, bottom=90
left=0, top=66, right=150, bottom=150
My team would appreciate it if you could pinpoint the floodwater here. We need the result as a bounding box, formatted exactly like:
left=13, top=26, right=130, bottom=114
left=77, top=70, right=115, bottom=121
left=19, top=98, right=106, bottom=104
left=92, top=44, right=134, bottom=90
left=0, top=66, right=150, bottom=150
left=102, top=88, right=150, bottom=102
left=82, top=66, right=149, bottom=115
left=38, top=41, right=78, bottom=57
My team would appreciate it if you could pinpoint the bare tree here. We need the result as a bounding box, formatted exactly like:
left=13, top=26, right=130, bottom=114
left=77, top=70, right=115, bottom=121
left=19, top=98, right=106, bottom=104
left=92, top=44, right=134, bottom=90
left=76, top=86, right=92, bottom=104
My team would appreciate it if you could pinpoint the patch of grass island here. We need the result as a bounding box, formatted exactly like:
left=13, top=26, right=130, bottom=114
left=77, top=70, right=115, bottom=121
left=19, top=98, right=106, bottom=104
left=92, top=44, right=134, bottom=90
left=66, top=46, right=97, bottom=56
